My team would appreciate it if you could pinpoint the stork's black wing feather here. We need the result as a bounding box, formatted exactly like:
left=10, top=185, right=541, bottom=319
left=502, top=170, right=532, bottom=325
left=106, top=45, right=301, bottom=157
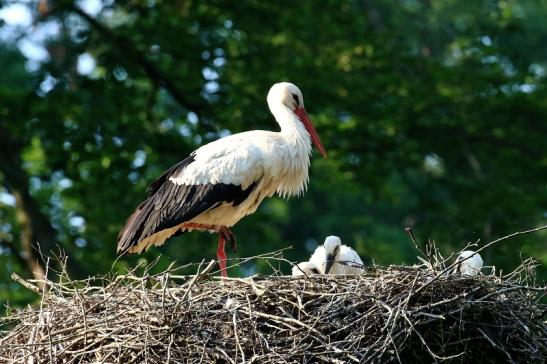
left=117, top=160, right=257, bottom=253
left=146, top=153, right=196, bottom=197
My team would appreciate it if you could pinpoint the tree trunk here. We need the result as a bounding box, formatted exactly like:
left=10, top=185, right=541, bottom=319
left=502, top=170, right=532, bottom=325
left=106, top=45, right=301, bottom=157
left=0, top=126, right=73, bottom=286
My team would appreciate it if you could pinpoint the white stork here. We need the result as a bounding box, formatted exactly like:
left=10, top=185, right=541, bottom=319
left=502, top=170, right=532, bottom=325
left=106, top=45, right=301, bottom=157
left=117, top=82, right=327, bottom=277
left=292, top=261, right=322, bottom=276
left=309, top=236, right=364, bottom=275
left=455, top=250, right=483, bottom=276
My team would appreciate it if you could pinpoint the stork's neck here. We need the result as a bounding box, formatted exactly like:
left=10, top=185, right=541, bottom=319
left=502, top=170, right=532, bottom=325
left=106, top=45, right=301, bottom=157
left=269, top=103, right=312, bottom=198
left=271, top=104, right=312, bottom=150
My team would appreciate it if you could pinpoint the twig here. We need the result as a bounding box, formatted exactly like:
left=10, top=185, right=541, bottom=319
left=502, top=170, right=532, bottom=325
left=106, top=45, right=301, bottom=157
left=404, top=227, right=426, bottom=258
left=11, top=273, right=41, bottom=294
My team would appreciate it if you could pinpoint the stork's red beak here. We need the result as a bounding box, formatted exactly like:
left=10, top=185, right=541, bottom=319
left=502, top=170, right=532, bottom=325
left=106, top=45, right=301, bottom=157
left=295, top=107, right=327, bottom=158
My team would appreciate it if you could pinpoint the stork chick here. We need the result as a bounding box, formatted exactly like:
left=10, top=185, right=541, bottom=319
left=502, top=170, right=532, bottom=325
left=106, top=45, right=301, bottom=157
left=292, top=261, right=322, bottom=276
left=455, top=250, right=483, bottom=276
left=310, top=236, right=364, bottom=275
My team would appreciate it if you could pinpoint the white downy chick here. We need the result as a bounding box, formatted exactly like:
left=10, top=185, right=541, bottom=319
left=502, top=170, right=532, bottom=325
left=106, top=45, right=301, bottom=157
left=456, top=250, right=483, bottom=276
left=292, top=261, right=322, bottom=276
left=310, top=236, right=364, bottom=275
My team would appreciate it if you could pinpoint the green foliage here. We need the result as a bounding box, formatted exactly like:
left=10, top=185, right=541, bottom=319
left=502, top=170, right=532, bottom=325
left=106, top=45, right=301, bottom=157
left=0, top=0, right=545, bottom=308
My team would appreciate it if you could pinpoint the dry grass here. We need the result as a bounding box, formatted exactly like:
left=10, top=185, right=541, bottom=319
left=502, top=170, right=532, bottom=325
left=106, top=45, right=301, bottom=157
left=0, top=239, right=546, bottom=363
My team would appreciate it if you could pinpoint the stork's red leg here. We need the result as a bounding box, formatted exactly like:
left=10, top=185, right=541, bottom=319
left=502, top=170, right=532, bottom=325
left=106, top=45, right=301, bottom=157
left=219, top=226, right=237, bottom=252
left=217, top=234, right=228, bottom=278
left=182, top=223, right=233, bottom=277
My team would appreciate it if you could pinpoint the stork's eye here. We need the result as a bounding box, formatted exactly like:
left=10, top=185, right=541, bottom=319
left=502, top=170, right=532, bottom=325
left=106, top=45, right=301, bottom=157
left=311, top=268, right=320, bottom=274
left=292, top=93, right=300, bottom=106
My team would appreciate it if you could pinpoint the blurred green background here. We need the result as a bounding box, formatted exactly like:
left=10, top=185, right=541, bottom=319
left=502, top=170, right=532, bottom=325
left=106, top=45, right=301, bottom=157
left=0, top=0, right=545, bottom=308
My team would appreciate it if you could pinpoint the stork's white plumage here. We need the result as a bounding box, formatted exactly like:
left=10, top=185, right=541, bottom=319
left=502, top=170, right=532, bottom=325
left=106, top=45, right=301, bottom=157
left=309, top=236, right=364, bottom=275
left=455, top=250, right=483, bottom=276
left=117, top=82, right=327, bottom=277
left=292, top=261, right=322, bottom=276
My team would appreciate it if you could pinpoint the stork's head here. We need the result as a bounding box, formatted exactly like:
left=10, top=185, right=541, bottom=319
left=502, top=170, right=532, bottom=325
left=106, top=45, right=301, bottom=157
left=323, top=235, right=341, bottom=274
left=267, top=82, right=327, bottom=158
left=267, top=82, right=305, bottom=110
left=292, top=261, right=321, bottom=276
left=456, top=250, right=483, bottom=276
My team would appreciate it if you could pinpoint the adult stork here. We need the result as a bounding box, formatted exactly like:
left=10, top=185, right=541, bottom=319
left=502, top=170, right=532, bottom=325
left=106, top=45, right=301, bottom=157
left=117, top=82, right=327, bottom=277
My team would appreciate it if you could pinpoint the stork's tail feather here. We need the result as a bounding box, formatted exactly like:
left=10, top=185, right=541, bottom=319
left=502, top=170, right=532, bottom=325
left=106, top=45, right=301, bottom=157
left=117, top=205, right=144, bottom=254
left=117, top=200, right=158, bottom=254
left=117, top=195, right=184, bottom=254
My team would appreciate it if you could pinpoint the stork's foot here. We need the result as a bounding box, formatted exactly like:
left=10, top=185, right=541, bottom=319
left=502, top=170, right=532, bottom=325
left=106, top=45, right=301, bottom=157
left=219, top=226, right=237, bottom=253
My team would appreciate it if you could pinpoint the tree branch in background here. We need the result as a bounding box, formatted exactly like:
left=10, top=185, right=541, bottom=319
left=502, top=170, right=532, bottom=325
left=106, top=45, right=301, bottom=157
left=0, top=125, right=87, bottom=284
left=67, top=5, right=212, bottom=123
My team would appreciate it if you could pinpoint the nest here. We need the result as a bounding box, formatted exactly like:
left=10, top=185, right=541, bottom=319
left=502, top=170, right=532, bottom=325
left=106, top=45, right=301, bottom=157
left=1, top=253, right=546, bottom=363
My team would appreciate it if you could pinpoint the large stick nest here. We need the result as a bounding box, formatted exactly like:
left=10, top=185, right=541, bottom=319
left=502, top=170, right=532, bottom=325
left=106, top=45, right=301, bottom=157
left=1, top=253, right=546, bottom=363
